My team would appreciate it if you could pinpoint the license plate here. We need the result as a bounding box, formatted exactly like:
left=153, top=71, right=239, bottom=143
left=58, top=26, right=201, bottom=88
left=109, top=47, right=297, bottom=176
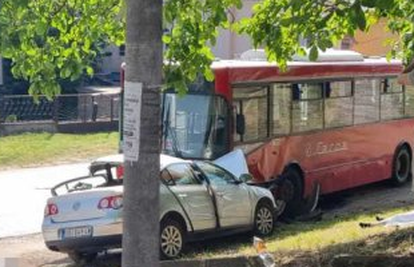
left=60, top=226, right=93, bottom=239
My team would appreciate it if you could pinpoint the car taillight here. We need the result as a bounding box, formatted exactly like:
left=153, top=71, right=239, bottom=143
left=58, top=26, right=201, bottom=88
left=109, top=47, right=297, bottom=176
left=116, top=165, right=124, bottom=179
left=44, top=203, right=59, bottom=217
left=98, top=195, right=123, bottom=210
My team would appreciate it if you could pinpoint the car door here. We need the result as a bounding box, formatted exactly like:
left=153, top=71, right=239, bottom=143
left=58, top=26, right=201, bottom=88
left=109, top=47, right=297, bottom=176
left=162, top=163, right=216, bottom=231
left=196, top=162, right=252, bottom=228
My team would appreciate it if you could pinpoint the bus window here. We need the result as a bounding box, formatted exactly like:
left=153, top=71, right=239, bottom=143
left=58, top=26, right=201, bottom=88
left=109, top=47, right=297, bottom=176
left=271, top=83, right=291, bottom=135
left=354, top=79, right=380, bottom=124
left=233, top=87, right=268, bottom=142
left=161, top=93, right=230, bottom=159
left=325, top=81, right=353, bottom=128
left=405, top=85, right=414, bottom=117
left=381, top=78, right=404, bottom=120
left=382, top=78, right=403, bottom=93
left=292, top=83, right=323, bottom=132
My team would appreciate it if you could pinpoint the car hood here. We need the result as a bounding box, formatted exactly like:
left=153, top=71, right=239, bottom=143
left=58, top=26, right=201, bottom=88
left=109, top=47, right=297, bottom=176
left=213, top=149, right=249, bottom=179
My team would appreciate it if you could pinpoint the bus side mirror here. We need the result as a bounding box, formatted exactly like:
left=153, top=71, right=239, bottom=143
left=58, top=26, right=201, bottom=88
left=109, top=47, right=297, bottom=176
left=236, top=114, right=245, bottom=135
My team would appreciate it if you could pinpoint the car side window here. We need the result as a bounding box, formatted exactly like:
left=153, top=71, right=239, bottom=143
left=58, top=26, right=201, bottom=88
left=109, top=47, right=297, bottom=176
left=162, top=163, right=200, bottom=186
left=197, top=162, right=235, bottom=186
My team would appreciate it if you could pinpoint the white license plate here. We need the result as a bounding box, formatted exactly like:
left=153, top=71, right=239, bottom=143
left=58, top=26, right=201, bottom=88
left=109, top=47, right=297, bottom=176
left=60, top=226, right=93, bottom=239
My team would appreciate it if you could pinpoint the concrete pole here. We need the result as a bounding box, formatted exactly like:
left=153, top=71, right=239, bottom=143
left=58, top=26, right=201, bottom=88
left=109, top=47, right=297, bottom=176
left=122, top=0, right=162, bottom=266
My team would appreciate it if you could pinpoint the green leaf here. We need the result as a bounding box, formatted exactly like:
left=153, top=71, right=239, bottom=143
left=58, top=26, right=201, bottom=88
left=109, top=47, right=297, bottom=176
left=309, top=46, right=319, bottom=61
left=162, top=35, right=172, bottom=44
left=353, top=3, right=367, bottom=30
left=86, top=66, right=94, bottom=76
left=361, top=0, right=376, bottom=8
left=60, top=67, right=71, bottom=79
left=35, top=21, right=48, bottom=35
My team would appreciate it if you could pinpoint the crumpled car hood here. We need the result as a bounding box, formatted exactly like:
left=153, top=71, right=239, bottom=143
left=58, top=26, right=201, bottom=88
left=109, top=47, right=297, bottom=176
left=213, top=149, right=249, bottom=179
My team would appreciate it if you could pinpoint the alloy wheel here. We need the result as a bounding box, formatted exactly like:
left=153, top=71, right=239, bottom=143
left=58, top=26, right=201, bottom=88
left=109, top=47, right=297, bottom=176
left=160, top=225, right=183, bottom=258
left=256, top=206, right=274, bottom=235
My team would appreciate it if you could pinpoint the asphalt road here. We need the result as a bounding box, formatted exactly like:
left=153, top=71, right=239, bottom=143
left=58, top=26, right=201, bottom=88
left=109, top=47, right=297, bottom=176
left=0, top=163, right=89, bottom=238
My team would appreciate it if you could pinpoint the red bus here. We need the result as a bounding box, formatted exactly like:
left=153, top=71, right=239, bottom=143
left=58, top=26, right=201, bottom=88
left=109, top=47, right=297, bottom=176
left=133, top=50, right=414, bottom=216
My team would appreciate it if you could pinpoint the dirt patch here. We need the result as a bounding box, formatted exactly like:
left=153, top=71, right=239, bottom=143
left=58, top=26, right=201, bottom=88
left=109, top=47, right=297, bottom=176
left=320, top=181, right=414, bottom=218
left=0, top=234, right=70, bottom=267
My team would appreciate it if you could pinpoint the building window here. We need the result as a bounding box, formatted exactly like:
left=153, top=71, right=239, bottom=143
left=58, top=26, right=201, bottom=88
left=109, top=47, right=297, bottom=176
left=119, top=44, right=125, bottom=56
left=341, top=36, right=354, bottom=50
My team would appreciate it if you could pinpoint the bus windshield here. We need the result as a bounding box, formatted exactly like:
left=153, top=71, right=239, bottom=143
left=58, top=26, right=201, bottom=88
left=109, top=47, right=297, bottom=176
left=161, top=93, right=230, bottom=160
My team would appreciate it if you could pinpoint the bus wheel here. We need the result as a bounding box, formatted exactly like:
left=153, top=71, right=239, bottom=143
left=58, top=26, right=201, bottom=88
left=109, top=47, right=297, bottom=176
left=280, top=168, right=304, bottom=218
left=391, top=146, right=411, bottom=186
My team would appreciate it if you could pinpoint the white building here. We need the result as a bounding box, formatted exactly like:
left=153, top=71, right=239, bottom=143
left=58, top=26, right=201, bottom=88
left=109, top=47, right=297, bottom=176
left=99, top=0, right=258, bottom=77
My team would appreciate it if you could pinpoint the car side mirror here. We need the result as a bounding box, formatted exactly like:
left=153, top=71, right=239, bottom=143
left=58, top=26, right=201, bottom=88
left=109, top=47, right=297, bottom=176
left=239, top=173, right=253, bottom=183
left=236, top=114, right=245, bottom=135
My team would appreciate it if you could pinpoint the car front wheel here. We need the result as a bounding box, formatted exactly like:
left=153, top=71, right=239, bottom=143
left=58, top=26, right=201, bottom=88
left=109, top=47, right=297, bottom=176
left=160, top=218, right=185, bottom=260
left=254, top=201, right=275, bottom=237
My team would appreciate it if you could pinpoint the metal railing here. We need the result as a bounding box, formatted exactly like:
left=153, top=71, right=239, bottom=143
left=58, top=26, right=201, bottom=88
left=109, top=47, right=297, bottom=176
left=0, top=93, right=120, bottom=124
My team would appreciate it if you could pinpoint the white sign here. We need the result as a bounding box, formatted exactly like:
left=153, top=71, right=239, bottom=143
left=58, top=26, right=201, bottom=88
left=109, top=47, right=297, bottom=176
left=123, top=82, right=143, bottom=162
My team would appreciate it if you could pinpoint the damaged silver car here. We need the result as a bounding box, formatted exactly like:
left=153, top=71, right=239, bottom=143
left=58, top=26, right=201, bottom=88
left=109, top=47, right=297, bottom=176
left=42, top=154, right=277, bottom=262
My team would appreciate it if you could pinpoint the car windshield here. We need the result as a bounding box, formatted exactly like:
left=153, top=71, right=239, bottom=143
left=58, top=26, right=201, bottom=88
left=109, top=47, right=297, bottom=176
left=161, top=92, right=230, bottom=160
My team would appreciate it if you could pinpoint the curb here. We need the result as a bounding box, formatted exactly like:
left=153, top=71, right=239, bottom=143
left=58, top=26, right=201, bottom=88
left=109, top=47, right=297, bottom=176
left=331, top=255, right=414, bottom=267
left=161, top=256, right=263, bottom=267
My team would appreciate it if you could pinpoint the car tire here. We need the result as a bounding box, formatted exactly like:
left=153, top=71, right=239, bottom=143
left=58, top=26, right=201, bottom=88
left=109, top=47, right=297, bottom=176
left=253, top=200, right=275, bottom=237
left=160, top=218, right=185, bottom=260
left=280, top=168, right=304, bottom=218
left=391, top=146, right=412, bottom=186
left=67, top=251, right=97, bottom=264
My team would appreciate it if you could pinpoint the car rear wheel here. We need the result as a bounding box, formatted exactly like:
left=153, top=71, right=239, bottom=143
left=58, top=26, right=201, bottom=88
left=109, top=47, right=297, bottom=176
left=254, top=201, right=275, bottom=237
left=391, top=146, right=411, bottom=186
left=160, top=218, right=185, bottom=260
left=67, top=251, right=97, bottom=264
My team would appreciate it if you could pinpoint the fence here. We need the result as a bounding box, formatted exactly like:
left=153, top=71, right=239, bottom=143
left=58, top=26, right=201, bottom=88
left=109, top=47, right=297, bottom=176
left=0, top=93, right=120, bottom=124
left=0, top=93, right=121, bottom=135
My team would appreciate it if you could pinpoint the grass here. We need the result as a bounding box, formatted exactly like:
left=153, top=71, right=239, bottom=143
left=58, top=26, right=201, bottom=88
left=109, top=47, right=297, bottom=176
left=69, top=204, right=414, bottom=267
left=0, top=132, right=119, bottom=169
left=182, top=205, right=414, bottom=266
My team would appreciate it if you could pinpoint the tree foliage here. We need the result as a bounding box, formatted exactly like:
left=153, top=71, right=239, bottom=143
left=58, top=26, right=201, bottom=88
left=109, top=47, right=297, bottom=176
left=163, top=0, right=242, bottom=92
left=0, top=0, right=124, bottom=97
left=1, top=0, right=414, bottom=97
left=238, top=0, right=414, bottom=68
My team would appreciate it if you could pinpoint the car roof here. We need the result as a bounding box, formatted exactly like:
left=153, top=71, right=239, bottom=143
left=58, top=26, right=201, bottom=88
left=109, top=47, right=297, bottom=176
left=92, top=154, right=188, bottom=170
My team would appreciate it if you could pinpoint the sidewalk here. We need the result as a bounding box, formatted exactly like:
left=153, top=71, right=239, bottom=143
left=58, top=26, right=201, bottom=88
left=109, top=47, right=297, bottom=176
left=0, top=163, right=89, bottom=237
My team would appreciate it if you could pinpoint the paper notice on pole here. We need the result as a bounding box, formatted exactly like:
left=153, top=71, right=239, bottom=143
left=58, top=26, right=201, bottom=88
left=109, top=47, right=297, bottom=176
left=123, top=82, right=142, bottom=162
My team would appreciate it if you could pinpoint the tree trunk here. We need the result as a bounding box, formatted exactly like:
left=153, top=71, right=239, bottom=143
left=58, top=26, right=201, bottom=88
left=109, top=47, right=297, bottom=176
left=122, top=0, right=162, bottom=266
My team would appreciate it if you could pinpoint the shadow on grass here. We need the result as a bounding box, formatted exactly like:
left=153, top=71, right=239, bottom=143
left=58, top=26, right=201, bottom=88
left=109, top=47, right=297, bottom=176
left=272, top=226, right=414, bottom=267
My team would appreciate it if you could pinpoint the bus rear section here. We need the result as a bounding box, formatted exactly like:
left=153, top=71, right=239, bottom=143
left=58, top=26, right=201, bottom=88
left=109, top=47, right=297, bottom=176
left=220, top=51, right=414, bottom=217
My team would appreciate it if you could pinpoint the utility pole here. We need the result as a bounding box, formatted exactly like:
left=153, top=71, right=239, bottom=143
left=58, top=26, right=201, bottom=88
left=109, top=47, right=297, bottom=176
left=122, top=0, right=162, bottom=266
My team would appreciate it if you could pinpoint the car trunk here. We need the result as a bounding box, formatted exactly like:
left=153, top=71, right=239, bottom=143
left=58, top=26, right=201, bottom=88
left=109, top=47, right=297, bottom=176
left=48, top=186, right=123, bottom=223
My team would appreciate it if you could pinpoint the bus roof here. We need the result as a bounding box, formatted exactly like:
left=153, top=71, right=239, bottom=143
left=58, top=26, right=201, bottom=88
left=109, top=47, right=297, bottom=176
left=211, top=53, right=403, bottom=84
